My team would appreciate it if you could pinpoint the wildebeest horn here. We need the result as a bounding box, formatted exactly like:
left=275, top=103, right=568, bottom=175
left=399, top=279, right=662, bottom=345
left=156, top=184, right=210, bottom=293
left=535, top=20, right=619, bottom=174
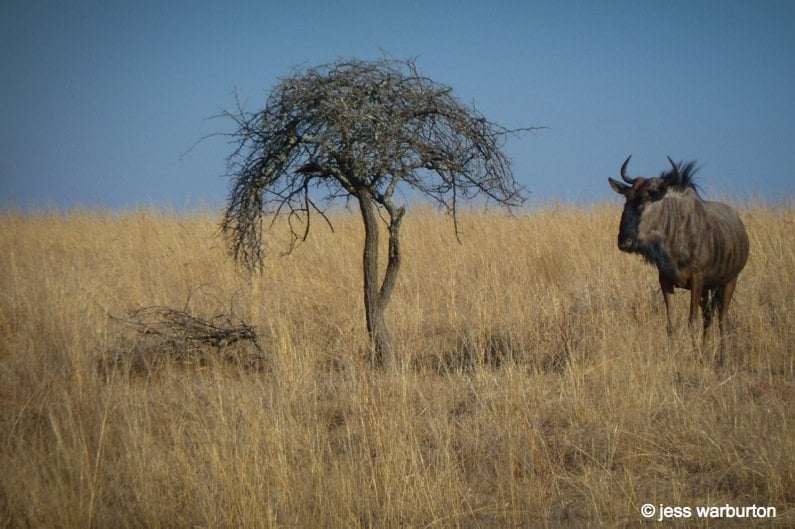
left=666, top=156, right=682, bottom=185
left=620, top=155, right=636, bottom=184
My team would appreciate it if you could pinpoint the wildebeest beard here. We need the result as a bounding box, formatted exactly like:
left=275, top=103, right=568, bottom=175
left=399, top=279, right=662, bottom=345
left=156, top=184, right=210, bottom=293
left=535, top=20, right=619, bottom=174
left=635, top=237, right=679, bottom=288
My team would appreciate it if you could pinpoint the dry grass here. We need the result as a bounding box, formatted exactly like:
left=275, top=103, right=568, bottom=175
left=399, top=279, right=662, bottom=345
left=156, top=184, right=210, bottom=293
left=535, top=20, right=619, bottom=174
left=1, top=204, right=793, bottom=528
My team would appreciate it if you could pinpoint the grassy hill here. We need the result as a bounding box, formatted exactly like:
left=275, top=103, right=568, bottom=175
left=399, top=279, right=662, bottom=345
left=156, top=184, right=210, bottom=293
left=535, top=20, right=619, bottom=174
left=1, top=204, right=792, bottom=527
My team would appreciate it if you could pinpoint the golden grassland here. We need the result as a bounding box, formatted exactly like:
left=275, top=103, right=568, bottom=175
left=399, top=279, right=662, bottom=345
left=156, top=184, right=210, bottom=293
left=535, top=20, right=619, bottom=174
left=1, top=204, right=793, bottom=528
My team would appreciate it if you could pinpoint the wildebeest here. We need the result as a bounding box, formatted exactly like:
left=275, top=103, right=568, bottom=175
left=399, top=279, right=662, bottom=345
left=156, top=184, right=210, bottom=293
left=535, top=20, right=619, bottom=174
left=608, top=156, right=749, bottom=362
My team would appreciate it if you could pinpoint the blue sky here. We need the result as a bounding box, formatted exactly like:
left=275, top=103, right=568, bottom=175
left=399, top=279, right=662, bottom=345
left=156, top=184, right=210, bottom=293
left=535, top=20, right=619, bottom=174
left=1, top=1, right=793, bottom=210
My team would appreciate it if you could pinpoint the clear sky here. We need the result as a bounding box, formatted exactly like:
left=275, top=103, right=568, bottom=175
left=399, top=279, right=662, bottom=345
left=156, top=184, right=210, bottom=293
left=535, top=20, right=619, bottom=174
left=1, top=1, right=793, bottom=210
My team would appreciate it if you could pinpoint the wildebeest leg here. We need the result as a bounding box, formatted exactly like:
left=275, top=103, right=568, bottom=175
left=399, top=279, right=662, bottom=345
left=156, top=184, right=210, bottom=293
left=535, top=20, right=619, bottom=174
left=688, top=276, right=704, bottom=354
left=715, top=277, right=739, bottom=366
left=701, top=288, right=716, bottom=359
left=659, top=273, right=675, bottom=337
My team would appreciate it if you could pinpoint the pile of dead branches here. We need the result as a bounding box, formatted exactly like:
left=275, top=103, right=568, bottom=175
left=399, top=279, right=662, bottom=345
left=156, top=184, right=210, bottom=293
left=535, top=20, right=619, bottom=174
left=104, top=306, right=267, bottom=374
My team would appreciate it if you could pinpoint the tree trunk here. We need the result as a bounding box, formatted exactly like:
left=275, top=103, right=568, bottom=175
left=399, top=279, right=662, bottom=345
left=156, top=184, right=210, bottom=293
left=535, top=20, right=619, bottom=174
left=357, top=191, right=403, bottom=369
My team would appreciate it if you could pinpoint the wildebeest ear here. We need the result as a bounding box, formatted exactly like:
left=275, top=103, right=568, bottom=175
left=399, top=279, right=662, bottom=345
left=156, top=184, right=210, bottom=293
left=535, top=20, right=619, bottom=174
left=608, top=177, right=630, bottom=195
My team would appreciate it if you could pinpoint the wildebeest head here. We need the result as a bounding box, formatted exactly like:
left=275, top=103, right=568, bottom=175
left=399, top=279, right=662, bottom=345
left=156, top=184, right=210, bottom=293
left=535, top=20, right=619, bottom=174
left=608, top=156, right=698, bottom=252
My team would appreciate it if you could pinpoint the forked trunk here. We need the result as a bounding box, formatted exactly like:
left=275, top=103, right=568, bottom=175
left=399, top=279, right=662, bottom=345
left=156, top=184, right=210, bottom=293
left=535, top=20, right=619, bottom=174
left=357, top=191, right=403, bottom=369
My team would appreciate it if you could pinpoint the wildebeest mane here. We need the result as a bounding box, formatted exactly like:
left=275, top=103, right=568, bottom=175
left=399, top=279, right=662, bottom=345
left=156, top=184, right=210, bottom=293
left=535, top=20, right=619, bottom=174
left=660, top=160, right=701, bottom=196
